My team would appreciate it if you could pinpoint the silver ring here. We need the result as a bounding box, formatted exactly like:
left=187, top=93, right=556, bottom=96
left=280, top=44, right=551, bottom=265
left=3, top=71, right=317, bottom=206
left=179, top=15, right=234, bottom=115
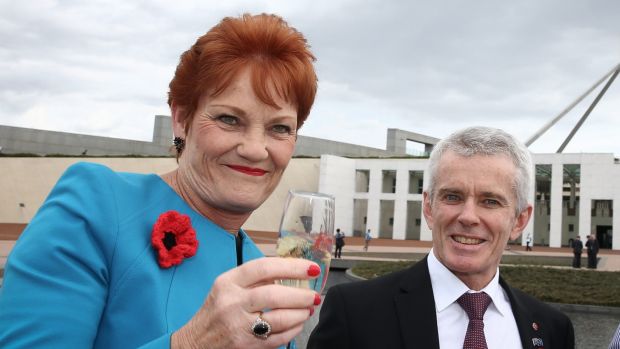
left=250, top=312, right=272, bottom=339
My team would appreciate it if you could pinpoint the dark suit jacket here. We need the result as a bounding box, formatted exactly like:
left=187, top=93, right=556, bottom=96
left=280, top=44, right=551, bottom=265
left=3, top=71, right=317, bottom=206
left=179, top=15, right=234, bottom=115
left=307, top=257, right=574, bottom=349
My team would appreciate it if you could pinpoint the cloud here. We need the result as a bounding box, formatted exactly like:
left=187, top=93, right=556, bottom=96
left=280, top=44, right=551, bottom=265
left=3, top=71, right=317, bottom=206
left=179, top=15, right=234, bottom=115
left=1, top=0, right=619, bottom=155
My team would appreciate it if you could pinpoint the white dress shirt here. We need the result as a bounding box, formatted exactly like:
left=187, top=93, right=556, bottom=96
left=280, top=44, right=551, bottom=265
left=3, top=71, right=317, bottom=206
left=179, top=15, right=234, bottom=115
left=428, top=249, right=523, bottom=349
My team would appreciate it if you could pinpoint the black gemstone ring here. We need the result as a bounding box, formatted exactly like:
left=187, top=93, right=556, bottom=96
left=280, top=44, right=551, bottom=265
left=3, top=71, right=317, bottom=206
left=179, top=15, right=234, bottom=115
left=250, top=313, right=272, bottom=339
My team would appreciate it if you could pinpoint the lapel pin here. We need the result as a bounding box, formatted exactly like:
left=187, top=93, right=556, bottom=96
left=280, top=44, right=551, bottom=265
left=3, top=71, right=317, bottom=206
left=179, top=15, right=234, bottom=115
left=532, top=322, right=539, bottom=331
left=532, top=337, right=544, bottom=347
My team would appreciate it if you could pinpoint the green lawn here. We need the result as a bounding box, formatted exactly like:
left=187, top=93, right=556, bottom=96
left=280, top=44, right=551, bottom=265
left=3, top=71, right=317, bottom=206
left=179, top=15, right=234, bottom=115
left=345, top=252, right=585, bottom=267
left=351, top=260, right=620, bottom=307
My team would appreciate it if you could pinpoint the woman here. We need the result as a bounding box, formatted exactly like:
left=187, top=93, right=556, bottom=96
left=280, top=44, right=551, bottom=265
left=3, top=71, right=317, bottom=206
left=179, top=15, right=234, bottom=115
left=0, top=13, right=319, bottom=349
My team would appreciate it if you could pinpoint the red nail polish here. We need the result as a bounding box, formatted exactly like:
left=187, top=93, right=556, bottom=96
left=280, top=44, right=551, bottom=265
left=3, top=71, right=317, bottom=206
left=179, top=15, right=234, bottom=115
left=307, top=264, right=321, bottom=277
left=309, top=307, right=315, bottom=316
left=314, top=293, right=322, bottom=305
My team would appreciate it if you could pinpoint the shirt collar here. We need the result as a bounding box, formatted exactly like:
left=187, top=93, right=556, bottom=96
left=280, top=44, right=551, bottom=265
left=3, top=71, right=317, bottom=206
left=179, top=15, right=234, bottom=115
left=427, top=249, right=510, bottom=316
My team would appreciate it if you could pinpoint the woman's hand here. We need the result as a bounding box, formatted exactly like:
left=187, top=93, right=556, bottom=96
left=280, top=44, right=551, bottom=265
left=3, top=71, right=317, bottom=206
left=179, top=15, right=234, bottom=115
left=172, top=257, right=321, bottom=349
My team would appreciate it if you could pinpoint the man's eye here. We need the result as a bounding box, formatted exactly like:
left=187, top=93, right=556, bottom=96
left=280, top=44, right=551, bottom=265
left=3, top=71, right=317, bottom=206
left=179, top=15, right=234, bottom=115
left=483, top=199, right=500, bottom=206
left=217, top=114, right=238, bottom=125
left=445, top=194, right=460, bottom=201
left=272, top=124, right=293, bottom=134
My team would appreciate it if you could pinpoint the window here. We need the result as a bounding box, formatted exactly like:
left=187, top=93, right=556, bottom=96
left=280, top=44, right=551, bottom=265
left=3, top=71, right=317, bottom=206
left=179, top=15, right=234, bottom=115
left=382, top=170, right=397, bottom=193
left=408, top=171, right=424, bottom=194
left=355, top=170, right=370, bottom=192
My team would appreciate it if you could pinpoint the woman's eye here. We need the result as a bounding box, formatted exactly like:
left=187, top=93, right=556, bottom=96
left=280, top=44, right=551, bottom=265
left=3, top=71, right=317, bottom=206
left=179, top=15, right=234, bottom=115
left=272, top=124, right=293, bottom=134
left=217, top=114, right=238, bottom=125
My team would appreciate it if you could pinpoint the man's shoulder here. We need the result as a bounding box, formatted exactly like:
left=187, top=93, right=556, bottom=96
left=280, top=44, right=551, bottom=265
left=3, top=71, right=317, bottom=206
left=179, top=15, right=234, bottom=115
left=330, top=260, right=427, bottom=299
left=504, top=282, right=572, bottom=323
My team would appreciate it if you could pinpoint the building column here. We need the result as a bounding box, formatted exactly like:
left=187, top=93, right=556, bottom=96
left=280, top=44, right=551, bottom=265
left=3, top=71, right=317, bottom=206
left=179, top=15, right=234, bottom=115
left=613, top=199, right=620, bottom=250
left=365, top=167, right=381, bottom=238
left=549, top=162, right=563, bottom=247
left=392, top=169, right=408, bottom=240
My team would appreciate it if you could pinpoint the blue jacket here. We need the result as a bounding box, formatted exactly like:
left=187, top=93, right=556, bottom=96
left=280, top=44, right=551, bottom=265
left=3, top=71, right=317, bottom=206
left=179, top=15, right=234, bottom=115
left=0, top=162, right=266, bottom=348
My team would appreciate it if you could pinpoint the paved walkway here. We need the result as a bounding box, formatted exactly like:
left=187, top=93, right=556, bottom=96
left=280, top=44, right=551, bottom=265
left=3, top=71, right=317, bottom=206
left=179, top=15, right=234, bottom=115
left=2, top=236, right=619, bottom=279
left=251, top=235, right=620, bottom=272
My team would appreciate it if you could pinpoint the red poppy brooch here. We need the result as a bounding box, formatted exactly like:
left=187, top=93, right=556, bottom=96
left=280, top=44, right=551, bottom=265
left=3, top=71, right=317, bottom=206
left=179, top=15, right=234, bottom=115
left=151, top=210, right=198, bottom=268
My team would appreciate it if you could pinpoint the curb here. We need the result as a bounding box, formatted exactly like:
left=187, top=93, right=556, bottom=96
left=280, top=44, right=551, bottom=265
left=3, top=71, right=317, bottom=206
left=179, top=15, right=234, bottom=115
left=549, top=302, right=620, bottom=315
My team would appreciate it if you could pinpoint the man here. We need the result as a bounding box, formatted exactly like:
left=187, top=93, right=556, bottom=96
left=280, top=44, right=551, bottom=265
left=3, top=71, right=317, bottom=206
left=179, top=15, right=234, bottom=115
left=572, top=236, right=583, bottom=268
left=364, top=228, right=372, bottom=251
left=308, top=127, right=574, bottom=349
left=526, top=233, right=533, bottom=251
left=335, top=228, right=345, bottom=258
left=586, top=234, right=600, bottom=269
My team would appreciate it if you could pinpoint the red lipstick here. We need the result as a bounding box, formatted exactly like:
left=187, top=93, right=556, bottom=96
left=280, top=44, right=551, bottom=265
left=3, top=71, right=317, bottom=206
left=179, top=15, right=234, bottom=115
left=227, top=165, right=267, bottom=176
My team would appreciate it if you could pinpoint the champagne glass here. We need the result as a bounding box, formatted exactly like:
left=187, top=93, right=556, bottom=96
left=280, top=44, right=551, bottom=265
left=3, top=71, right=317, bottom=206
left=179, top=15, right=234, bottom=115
left=276, top=190, right=335, bottom=292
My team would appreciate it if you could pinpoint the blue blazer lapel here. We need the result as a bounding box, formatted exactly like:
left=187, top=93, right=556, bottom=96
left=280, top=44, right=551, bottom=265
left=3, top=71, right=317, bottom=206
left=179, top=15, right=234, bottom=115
left=394, top=258, right=440, bottom=349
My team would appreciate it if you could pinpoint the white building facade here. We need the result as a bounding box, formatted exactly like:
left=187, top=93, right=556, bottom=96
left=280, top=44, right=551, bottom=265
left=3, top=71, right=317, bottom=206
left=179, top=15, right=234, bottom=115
left=318, top=153, right=619, bottom=250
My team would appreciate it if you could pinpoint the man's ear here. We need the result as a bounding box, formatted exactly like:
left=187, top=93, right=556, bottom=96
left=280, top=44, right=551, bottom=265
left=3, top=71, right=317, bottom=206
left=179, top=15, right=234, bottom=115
left=422, top=191, right=433, bottom=229
left=171, top=103, right=187, bottom=138
left=509, top=205, right=533, bottom=240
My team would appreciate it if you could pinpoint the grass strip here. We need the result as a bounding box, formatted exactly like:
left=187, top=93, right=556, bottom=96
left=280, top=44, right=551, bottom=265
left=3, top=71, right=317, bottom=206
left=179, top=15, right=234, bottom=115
left=351, top=260, right=620, bottom=307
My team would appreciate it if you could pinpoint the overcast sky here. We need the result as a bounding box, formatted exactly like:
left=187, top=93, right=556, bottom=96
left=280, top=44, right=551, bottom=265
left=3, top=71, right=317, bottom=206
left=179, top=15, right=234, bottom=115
left=2, top=0, right=619, bottom=155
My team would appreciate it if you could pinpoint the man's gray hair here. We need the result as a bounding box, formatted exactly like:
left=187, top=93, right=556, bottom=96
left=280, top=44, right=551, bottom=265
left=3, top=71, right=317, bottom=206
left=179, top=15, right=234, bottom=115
left=426, top=126, right=533, bottom=214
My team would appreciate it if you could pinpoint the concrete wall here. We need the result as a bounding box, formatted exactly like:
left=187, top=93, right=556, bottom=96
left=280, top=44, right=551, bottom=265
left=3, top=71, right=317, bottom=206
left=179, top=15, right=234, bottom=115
left=0, top=158, right=178, bottom=223
left=0, top=157, right=320, bottom=234
left=0, top=115, right=172, bottom=156
left=386, top=128, right=439, bottom=155
left=243, top=158, right=321, bottom=231
left=294, top=134, right=393, bottom=157
left=0, top=116, right=397, bottom=158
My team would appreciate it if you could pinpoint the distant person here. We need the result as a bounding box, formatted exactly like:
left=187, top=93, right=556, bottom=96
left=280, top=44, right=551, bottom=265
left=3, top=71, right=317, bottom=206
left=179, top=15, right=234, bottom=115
left=308, top=126, right=574, bottom=349
left=0, top=13, right=321, bottom=349
left=334, top=228, right=345, bottom=258
left=363, top=228, right=372, bottom=251
left=609, top=322, right=620, bottom=349
left=586, top=234, right=600, bottom=269
left=525, top=233, right=533, bottom=251
left=572, top=236, right=583, bottom=268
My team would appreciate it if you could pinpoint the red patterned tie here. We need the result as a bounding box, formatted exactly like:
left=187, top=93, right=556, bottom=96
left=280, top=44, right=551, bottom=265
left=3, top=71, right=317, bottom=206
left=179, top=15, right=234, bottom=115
left=457, top=292, right=492, bottom=349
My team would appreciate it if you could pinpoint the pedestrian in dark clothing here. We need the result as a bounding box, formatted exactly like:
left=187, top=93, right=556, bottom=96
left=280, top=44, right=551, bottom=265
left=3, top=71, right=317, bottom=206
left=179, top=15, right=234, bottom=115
left=586, top=234, right=600, bottom=269
left=525, top=234, right=532, bottom=251
left=572, top=236, right=583, bottom=268
left=334, top=228, right=345, bottom=259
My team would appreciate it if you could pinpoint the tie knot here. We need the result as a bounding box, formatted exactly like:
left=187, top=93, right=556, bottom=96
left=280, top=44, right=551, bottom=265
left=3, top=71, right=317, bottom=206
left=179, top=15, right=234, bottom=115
left=457, top=292, right=492, bottom=320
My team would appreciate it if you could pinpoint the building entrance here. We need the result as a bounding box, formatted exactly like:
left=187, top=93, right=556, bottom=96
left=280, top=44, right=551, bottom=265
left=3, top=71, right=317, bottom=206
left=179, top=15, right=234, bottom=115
left=596, top=225, right=612, bottom=249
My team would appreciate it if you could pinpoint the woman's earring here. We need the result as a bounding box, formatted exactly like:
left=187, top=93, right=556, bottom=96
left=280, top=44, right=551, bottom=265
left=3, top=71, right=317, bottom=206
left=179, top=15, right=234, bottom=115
left=173, top=137, right=185, bottom=154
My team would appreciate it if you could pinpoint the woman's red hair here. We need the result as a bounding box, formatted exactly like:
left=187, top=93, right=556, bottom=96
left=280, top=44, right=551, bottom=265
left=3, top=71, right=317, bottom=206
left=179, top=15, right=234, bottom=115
left=168, top=13, right=318, bottom=131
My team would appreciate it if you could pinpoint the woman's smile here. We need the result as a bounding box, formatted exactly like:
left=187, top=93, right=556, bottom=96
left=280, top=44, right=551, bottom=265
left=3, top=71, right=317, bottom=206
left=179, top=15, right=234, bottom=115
left=227, top=164, right=268, bottom=176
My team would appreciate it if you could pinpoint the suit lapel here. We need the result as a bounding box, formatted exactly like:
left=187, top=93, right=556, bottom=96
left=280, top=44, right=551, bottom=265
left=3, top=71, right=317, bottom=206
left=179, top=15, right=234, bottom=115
left=500, top=277, right=539, bottom=349
left=394, top=258, right=440, bottom=349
